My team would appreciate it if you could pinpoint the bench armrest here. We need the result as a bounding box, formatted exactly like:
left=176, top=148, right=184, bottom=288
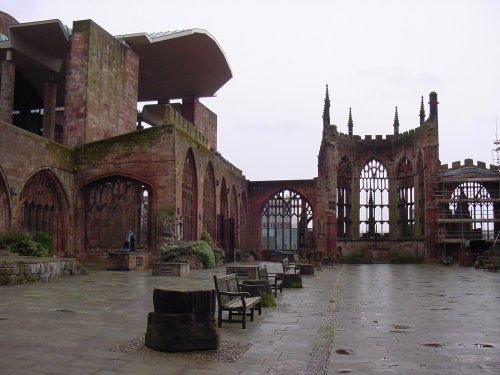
left=219, top=291, right=251, bottom=298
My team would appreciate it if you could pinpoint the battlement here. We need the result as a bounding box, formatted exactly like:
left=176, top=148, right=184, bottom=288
left=330, top=124, right=422, bottom=141
left=440, top=158, right=499, bottom=172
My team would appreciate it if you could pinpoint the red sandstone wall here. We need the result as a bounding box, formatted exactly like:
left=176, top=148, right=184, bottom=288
left=64, top=20, right=139, bottom=146
left=181, top=99, right=218, bottom=151
left=0, top=122, right=75, bottom=250
left=0, top=12, right=18, bottom=35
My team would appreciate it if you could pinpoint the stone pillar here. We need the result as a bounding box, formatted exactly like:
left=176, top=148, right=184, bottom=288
left=43, top=73, right=57, bottom=141
left=0, top=50, right=15, bottom=124
left=145, top=289, right=219, bottom=352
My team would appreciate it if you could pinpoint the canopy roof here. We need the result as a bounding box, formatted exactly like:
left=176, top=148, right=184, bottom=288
left=118, top=29, right=232, bottom=101
left=0, top=17, right=232, bottom=103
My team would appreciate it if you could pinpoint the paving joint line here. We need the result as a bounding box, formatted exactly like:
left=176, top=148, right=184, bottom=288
left=303, top=264, right=345, bottom=375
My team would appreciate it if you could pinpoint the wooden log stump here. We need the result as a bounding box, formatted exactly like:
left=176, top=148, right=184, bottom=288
left=145, top=289, right=219, bottom=352
left=152, top=288, right=215, bottom=315
left=145, top=312, right=219, bottom=352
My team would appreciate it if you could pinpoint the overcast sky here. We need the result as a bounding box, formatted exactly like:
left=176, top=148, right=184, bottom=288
left=4, top=1, right=500, bottom=181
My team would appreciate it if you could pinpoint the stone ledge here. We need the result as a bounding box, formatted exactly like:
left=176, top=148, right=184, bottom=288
left=0, top=257, right=85, bottom=286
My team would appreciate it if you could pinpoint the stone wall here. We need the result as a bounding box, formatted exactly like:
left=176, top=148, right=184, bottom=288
left=0, top=258, right=85, bottom=286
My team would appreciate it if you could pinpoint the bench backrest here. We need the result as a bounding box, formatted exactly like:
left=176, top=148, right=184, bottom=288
left=213, top=274, right=240, bottom=305
left=258, top=265, right=269, bottom=279
left=282, top=258, right=291, bottom=272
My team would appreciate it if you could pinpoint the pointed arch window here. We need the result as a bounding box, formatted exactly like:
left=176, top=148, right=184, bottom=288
left=360, top=160, right=389, bottom=236
left=261, top=189, right=313, bottom=253
left=182, top=149, right=197, bottom=241
left=239, top=192, right=248, bottom=249
left=337, top=156, right=352, bottom=238
left=202, top=163, right=216, bottom=240
left=229, top=187, right=239, bottom=248
left=19, top=170, right=68, bottom=255
left=397, top=157, right=415, bottom=237
left=417, top=153, right=425, bottom=236
left=84, top=177, right=150, bottom=250
left=450, top=182, right=494, bottom=239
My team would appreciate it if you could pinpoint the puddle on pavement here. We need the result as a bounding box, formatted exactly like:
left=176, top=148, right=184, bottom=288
left=336, top=348, right=353, bottom=355
left=422, top=342, right=445, bottom=348
left=54, top=309, right=76, bottom=313
left=474, top=343, right=494, bottom=348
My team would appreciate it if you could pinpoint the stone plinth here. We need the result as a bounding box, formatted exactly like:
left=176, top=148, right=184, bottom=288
left=152, top=262, right=190, bottom=277
left=145, top=289, right=219, bottom=352
left=107, top=251, right=148, bottom=271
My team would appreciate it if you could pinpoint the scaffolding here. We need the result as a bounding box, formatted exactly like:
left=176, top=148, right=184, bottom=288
left=435, top=165, right=500, bottom=262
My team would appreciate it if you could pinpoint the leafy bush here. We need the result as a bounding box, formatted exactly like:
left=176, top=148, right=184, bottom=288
left=0, top=230, right=52, bottom=257
left=200, top=231, right=212, bottom=242
left=160, top=240, right=223, bottom=269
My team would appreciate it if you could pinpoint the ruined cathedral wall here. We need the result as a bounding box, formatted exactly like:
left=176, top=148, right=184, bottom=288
left=73, top=125, right=176, bottom=261
left=174, top=125, right=247, bottom=245
left=64, top=20, right=139, bottom=147
left=0, top=122, right=76, bottom=246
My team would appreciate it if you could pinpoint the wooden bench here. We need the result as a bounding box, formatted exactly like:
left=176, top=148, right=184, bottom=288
left=258, top=264, right=283, bottom=297
left=282, top=257, right=298, bottom=274
left=213, top=274, right=262, bottom=329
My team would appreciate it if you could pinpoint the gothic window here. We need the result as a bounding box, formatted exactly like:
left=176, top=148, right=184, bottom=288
left=85, top=177, right=150, bottom=249
left=337, top=156, right=352, bottom=238
left=0, top=175, right=9, bottom=232
left=182, top=149, right=197, bottom=241
left=450, top=182, right=494, bottom=239
left=19, top=170, right=68, bottom=255
left=202, top=163, right=216, bottom=240
left=229, top=186, right=238, bottom=248
left=417, top=153, right=425, bottom=236
left=218, top=178, right=228, bottom=249
left=239, top=192, right=248, bottom=249
left=397, top=157, right=415, bottom=237
left=261, top=189, right=313, bottom=253
left=359, top=159, right=389, bottom=236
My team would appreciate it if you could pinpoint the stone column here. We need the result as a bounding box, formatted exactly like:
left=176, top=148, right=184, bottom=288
left=0, top=49, right=15, bottom=124
left=42, top=72, right=57, bottom=141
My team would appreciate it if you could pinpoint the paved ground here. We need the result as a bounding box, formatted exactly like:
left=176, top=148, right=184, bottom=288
left=1, top=262, right=500, bottom=374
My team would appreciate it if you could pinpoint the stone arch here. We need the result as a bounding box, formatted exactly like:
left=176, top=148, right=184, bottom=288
left=397, top=156, right=415, bottom=237
left=260, top=188, right=314, bottom=255
left=239, top=191, right=248, bottom=249
left=0, top=167, right=11, bottom=232
left=182, top=148, right=198, bottom=241
left=202, top=162, right=217, bottom=241
left=18, top=169, right=70, bottom=256
left=229, top=185, right=239, bottom=249
left=218, top=177, right=228, bottom=250
left=83, top=175, right=152, bottom=251
left=416, top=151, right=425, bottom=236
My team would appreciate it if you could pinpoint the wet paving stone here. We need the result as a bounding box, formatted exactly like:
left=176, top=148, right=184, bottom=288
left=329, top=264, right=500, bottom=374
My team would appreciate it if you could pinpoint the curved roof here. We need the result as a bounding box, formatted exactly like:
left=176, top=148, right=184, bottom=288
left=0, top=18, right=232, bottom=103
left=117, top=29, right=233, bottom=101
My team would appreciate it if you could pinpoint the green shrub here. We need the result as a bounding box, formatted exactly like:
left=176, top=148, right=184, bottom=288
left=0, top=230, right=52, bottom=257
left=188, top=240, right=216, bottom=268
left=160, top=240, right=224, bottom=269
left=31, top=232, right=53, bottom=255
left=200, top=231, right=212, bottom=242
